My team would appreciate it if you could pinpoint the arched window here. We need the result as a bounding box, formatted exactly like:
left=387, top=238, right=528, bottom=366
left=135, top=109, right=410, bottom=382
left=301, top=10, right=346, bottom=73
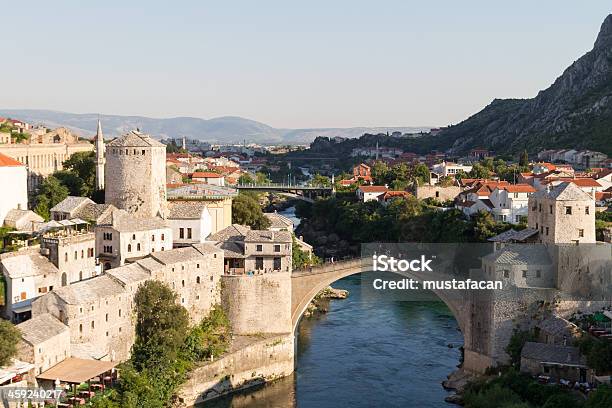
left=196, top=276, right=201, bottom=284
left=61, top=273, right=67, bottom=287
left=79, top=271, right=83, bottom=281
left=182, top=280, right=185, bottom=287
left=127, top=244, right=132, bottom=252
left=137, top=243, right=141, bottom=251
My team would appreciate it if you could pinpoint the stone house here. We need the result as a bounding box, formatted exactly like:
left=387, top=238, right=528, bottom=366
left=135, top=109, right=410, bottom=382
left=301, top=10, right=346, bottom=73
left=520, top=342, right=589, bottom=383
left=95, top=209, right=172, bottom=269
left=536, top=315, right=582, bottom=346
left=40, top=231, right=99, bottom=285
left=528, top=182, right=596, bottom=244
left=208, top=225, right=292, bottom=275
left=2, top=209, right=43, bottom=231
left=264, top=212, right=294, bottom=232
left=16, top=313, right=70, bottom=377
left=192, top=171, right=225, bottom=186
left=50, top=196, right=116, bottom=225
left=481, top=244, right=555, bottom=289
left=415, top=185, right=461, bottom=202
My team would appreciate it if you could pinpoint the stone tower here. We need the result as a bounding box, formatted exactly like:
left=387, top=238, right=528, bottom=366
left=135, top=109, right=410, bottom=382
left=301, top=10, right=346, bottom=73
left=95, top=119, right=105, bottom=191
left=105, top=130, right=167, bottom=218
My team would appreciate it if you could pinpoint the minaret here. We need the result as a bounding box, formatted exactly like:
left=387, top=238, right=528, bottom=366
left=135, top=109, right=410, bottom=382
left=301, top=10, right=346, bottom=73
left=95, top=119, right=105, bottom=190
left=182, top=136, right=186, bottom=151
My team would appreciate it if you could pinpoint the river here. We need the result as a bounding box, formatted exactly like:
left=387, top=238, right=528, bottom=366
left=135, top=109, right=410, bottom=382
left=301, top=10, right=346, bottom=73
left=203, top=207, right=463, bottom=408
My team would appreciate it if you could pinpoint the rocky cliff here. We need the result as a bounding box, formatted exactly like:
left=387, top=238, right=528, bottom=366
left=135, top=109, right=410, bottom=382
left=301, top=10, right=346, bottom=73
left=437, top=14, right=612, bottom=156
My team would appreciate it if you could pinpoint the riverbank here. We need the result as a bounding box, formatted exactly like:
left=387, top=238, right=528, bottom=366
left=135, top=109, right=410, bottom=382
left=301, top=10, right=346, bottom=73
left=303, top=286, right=349, bottom=317
left=175, top=333, right=294, bottom=407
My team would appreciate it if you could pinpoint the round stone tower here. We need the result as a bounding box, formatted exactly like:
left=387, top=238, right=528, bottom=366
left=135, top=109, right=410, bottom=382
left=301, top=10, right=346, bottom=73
left=105, top=130, right=167, bottom=218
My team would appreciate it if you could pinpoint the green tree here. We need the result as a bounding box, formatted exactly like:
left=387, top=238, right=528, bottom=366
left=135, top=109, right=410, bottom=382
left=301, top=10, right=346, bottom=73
left=132, top=281, right=190, bottom=372
left=413, top=163, right=431, bottom=186
left=63, top=151, right=97, bottom=195
left=585, top=385, right=612, bottom=408
left=0, top=319, right=20, bottom=366
left=519, top=150, right=529, bottom=167
left=238, top=173, right=255, bottom=185
left=232, top=193, right=271, bottom=230
left=310, top=173, right=330, bottom=187
left=34, top=176, right=69, bottom=220
left=505, top=329, right=536, bottom=368
left=469, top=163, right=492, bottom=179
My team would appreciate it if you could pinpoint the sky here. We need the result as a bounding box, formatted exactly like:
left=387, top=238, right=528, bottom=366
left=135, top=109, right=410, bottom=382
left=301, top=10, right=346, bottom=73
left=1, top=1, right=610, bottom=129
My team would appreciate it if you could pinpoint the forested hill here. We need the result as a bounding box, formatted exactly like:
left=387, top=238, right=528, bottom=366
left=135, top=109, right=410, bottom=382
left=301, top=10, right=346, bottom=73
left=434, top=14, right=612, bottom=156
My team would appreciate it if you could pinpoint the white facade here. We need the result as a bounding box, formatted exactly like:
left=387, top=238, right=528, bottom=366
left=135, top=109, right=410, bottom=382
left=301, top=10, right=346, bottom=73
left=489, top=186, right=535, bottom=224
left=168, top=207, right=213, bottom=246
left=432, top=161, right=473, bottom=177
left=0, top=156, right=28, bottom=226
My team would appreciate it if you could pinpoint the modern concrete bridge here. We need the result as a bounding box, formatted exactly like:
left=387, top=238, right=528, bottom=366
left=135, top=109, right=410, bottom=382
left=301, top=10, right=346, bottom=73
left=236, top=183, right=333, bottom=201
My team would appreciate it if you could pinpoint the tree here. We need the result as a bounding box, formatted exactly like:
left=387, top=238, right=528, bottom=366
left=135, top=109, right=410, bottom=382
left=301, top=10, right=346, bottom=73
left=34, top=176, right=69, bottom=220
left=0, top=319, right=20, bottom=366
left=232, top=193, right=271, bottom=230
left=519, top=150, right=529, bottom=168
left=310, top=174, right=330, bottom=187
left=413, top=163, right=431, bottom=186
left=505, top=329, right=536, bottom=367
left=132, top=281, right=189, bottom=372
left=469, top=163, right=492, bottom=179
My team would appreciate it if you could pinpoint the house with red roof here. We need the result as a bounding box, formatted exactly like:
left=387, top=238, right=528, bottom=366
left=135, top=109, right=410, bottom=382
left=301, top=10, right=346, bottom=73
left=356, top=185, right=388, bottom=202
left=489, top=184, right=537, bottom=224
left=192, top=171, right=225, bottom=186
left=378, top=190, right=412, bottom=205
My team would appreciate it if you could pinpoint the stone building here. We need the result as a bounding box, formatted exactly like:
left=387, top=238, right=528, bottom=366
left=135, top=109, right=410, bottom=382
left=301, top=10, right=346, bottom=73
left=105, top=130, right=167, bottom=219
left=528, top=182, right=596, bottom=244
left=40, top=230, right=99, bottom=285
left=3, top=209, right=43, bottom=232
left=0, top=128, right=93, bottom=193
left=95, top=209, right=172, bottom=269
left=415, top=185, right=461, bottom=202
left=520, top=342, right=589, bottom=383
left=16, top=313, right=70, bottom=377
left=50, top=196, right=116, bottom=224
left=264, top=212, right=294, bottom=232
left=31, top=243, right=224, bottom=361
left=208, top=224, right=292, bottom=274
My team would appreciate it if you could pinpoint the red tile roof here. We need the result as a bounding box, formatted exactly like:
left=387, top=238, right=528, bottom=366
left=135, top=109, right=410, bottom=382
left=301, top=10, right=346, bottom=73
left=502, top=184, right=536, bottom=193
left=0, top=153, right=24, bottom=167
left=358, top=185, right=388, bottom=193
left=192, top=171, right=223, bottom=178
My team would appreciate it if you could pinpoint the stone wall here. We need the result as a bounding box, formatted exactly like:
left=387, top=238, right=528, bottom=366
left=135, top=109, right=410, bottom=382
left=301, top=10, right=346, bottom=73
left=176, top=333, right=294, bottom=406
left=221, top=272, right=292, bottom=335
left=415, top=185, right=461, bottom=202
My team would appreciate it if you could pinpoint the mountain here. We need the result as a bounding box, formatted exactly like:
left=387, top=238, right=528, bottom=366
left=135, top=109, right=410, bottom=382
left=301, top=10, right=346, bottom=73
left=436, top=14, right=612, bottom=156
left=0, top=109, right=428, bottom=145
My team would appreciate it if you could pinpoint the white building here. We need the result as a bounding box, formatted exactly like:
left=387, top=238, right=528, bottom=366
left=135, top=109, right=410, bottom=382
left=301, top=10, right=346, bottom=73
left=167, top=201, right=212, bottom=246
left=431, top=161, right=473, bottom=177
left=356, top=185, right=388, bottom=202
left=489, top=184, right=536, bottom=224
left=192, top=171, right=225, bottom=186
left=0, top=152, right=28, bottom=227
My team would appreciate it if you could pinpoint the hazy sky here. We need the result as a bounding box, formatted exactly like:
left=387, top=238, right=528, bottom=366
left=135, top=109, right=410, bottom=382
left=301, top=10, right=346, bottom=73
left=1, top=1, right=610, bottom=128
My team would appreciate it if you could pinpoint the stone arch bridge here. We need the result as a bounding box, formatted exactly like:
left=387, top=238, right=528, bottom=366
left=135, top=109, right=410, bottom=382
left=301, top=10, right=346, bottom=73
left=291, top=258, right=494, bottom=372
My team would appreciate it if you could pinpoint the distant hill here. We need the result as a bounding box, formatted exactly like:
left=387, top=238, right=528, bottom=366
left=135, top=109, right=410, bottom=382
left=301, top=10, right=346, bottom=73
left=435, top=14, right=612, bottom=156
left=0, top=109, right=428, bottom=145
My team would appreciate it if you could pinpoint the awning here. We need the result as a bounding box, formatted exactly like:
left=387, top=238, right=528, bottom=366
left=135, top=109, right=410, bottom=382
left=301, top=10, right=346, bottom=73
left=0, top=359, right=34, bottom=384
left=58, top=220, right=75, bottom=226
left=69, top=218, right=88, bottom=225
left=37, top=358, right=117, bottom=384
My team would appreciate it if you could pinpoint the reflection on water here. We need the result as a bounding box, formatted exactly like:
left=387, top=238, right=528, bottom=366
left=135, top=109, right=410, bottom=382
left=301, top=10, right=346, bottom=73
left=202, top=275, right=462, bottom=408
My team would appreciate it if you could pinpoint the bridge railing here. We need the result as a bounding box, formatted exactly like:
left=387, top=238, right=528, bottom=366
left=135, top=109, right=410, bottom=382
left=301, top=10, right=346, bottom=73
left=292, top=257, right=365, bottom=276
left=236, top=183, right=332, bottom=190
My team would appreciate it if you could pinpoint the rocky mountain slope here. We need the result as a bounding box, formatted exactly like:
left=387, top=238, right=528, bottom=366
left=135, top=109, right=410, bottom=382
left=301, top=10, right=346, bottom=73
left=437, top=14, right=612, bottom=156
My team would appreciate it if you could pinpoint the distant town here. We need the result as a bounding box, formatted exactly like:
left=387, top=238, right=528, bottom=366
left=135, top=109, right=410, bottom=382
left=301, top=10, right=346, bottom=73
left=0, top=112, right=610, bottom=408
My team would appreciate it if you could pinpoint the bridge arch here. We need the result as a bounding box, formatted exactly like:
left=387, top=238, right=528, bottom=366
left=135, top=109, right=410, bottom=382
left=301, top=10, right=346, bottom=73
left=291, top=259, right=470, bottom=338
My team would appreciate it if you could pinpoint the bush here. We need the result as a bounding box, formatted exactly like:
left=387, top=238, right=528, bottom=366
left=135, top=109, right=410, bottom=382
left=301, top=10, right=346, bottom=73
left=0, top=319, right=20, bottom=366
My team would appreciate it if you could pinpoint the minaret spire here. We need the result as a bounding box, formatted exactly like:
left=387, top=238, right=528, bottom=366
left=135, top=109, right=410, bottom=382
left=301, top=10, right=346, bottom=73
left=95, top=117, right=105, bottom=191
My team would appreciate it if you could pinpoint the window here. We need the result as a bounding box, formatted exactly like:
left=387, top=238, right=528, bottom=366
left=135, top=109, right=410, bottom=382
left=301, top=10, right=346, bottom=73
left=578, top=229, right=584, bottom=238
left=274, top=245, right=281, bottom=252
left=74, top=251, right=78, bottom=260
left=64, top=253, right=68, bottom=262
left=196, top=276, right=201, bottom=284
left=256, top=244, right=263, bottom=252
left=137, top=243, right=141, bottom=251
left=179, top=228, right=184, bottom=239
left=105, top=313, right=108, bottom=322
left=161, top=234, right=165, bottom=241
left=585, top=206, right=590, bottom=215
left=538, top=203, right=542, bottom=212
left=546, top=227, right=549, bottom=236
left=435, top=191, right=440, bottom=198
left=79, top=324, right=82, bottom=333
left=182, top=280, right=185, bottom=287
left=152, top=235, right=155, bottom=242
left=549, top=205, right=553, bottom=214
left=132, top=234, right=136, bottom=240
left=119, top=309, right=122, bottom=317
left=187, top=228, right=192, bottom=239
left=255, top=257, right=264, bottom=270
left=522, top=270, right=527, bottom=278
left=273, top=257, right=281, bottom=270
left=128, top=244, right=132, bottom=252
left=91, top=321, right=95, bottom=329
left=79, top=271, right=83, bottom=281
left=536, top=270, right=541, bottom=278
left=565, top=206, right=572, bottom=215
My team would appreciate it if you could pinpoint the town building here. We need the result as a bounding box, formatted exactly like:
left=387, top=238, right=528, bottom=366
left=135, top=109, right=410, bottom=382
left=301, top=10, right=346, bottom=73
left=208, top=225, right=292, bottom=274
left=2, top=209, right=43, bottom=232
left=167, top=183, right=237, bottom=236
left=50, top=196, right=116, bottom=224
left=16, top=314, right=71, bottom=376
left=489, top=184, right=536, bottom=224
left=520, top=342, right=589, bottom=383
left=264, top=212, right=294, bottom=232
left=167, top=201, right=212, bottom=246
left=356, top=185, right=388, bottom=202
left=0, top=152, right=28, bottom=227
left=105, top=130, right=167, bottom=219
left=95, top=209, right=172, bottom=269
left=0, top=128, right=93, bottom=193
left=431, top=161, right=473, bottom=177
left=528, top=182, right=596, bottom=244
left=415, top=185, right=462, bottom=202
left=192, top=171, right=225, bottom=186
